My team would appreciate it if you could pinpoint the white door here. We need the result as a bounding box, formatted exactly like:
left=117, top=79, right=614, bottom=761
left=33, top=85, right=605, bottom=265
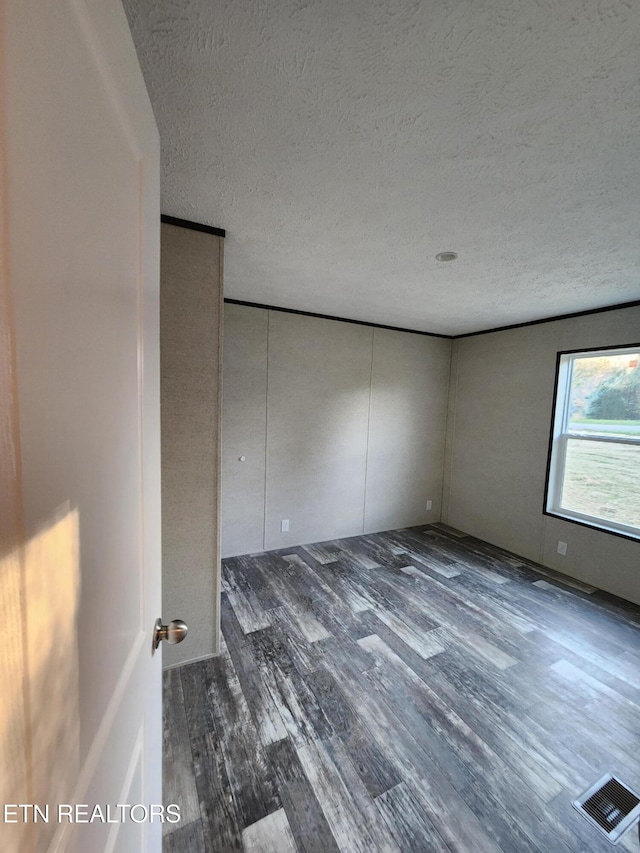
left=1, top=1, right=162, bottom=852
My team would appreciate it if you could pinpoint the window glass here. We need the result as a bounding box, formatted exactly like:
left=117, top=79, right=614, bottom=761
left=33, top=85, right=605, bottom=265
left=569, top=352, right=640, bottom=436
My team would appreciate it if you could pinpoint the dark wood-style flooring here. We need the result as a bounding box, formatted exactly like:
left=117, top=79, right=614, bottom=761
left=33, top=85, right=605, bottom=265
left=163, top=525, right=640, bottom=852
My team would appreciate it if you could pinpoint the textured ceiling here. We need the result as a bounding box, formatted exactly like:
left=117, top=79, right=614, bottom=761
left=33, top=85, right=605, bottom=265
left=124, top=0, right=640, bottom=335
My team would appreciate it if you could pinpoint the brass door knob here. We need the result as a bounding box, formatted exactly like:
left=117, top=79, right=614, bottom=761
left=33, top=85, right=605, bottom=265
left=153, top=618, right=188, bottom=651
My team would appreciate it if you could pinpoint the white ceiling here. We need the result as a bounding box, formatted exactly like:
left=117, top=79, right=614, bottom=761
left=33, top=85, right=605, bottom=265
left=124, top=0, right=640, bottom=335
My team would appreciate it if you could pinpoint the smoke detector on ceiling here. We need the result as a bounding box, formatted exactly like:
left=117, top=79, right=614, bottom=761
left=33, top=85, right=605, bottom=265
left=435, top=251, right=458, bottom=262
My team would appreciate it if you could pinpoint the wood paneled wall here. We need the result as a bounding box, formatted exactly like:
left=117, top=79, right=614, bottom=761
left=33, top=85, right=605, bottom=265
left=222, top=305, right=451, bottom=557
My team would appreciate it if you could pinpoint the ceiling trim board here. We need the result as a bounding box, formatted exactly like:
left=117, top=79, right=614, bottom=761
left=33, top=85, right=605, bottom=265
left=224, top=297, right=640, bottom=340
left=161, top=214, right=226, bottom=238
left=454, top=299, right=640, bottom=340
left=223, top=299, right=453, bottom=339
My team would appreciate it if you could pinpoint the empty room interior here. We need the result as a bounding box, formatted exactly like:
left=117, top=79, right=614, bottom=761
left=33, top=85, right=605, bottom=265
left=127, top=2, right=640, bottom=851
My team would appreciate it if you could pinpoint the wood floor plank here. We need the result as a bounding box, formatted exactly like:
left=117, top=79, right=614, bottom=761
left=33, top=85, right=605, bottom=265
left=304, top=558, right=377, bottom=615
left=331, top=538, right=380, bottom=569
left=407, top=772, right=504, bottom=853
left=379, top=528, right=462, bottom=569
left=223, top=629, right=288, bottom=747
left=182, top=644, right=281, bottom=832
left=266, top=737, right=341, bottom=853
left=304, top=667, right=400, bottom=799
left=457, top=782, right=546, bottom=853
left=296, top=738, right=397, bottom=853
left=432, top=624, right=519, bottom=670
left=277, top=552, right=373, bottom=643
left=221, top=591, right=252, bottom=650
left=162, top=819, right=207, bottom=853
left=282, top=553, right=352, bottom=616
left=376, top=783, right=450, bottom=853
left=227, top=588, right=272, bottom=635
left=458, top=778, right=576, bottom=853
left=350, top=534, right=409, bottom=570
left=189, top=730, right=242, bottom=852
left=366, top=606, right=446, bottom=660
left=268, top=607, right=323, bottom=674
left=321, top=736, right=402, bottom=853
left=400, top=561, right=460, bottom=581
left=260, top=569, right=331, bottom=643
left=235, top=554, right=284, bottom=610
left=247, top=628, right=335, bottom=748
left=405, top=552, right=463, bottom=579
left=162, top=668, right=201, bottom=833
left=177, top=658, right=229, bottom=850
left=223, top=556, right=275, bottom=633
left=301, top=542, right=340, bottom=564
left=242, top=808, right=298, bottom=853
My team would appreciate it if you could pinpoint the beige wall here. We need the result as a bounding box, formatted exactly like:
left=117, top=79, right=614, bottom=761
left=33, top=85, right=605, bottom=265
left=222, top=305, right=451, bottom=557
left=221, top=305, right=268, bottom=555
left=444, top=304, right=640, bottom=605
left=365, top=328, right=450, bottom=533
left=264, top=311, right=373, bottom=550
left=161, top=223, right=223, bottom=666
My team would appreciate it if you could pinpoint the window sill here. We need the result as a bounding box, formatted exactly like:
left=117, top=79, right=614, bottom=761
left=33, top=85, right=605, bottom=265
left=544, top=508, right=640, bottom=544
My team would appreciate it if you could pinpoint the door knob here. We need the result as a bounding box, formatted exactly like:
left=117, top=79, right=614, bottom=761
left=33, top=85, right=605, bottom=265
left=153, top=618, right=188, bottom=651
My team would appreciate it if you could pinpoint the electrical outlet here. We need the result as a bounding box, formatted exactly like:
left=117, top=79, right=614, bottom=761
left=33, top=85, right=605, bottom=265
left=557, top=540, right=567, bottom=556
left=281, top=519, right=289, bottom=533
left=426, top=500, right=433, bottom=511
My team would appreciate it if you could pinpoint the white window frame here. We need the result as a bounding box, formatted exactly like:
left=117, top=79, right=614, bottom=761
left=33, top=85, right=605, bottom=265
left=545, top=344, right=640, bottom=541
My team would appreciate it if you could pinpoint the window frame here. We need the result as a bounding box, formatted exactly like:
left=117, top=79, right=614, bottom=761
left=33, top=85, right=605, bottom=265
left=543, top=342, right=640, bottom=542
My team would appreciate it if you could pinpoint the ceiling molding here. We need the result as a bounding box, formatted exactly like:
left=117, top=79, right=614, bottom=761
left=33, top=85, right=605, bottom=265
left=223, top=299, right=452, bottom=339
left=161, top=214, right=225, bottom=238
left=454, top=299, right=640, bottom=339
left=223, top=297, right=640, bottom=340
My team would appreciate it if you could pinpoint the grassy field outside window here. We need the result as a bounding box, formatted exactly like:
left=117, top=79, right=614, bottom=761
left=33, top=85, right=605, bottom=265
left=562, top=440, right=640, bottom=529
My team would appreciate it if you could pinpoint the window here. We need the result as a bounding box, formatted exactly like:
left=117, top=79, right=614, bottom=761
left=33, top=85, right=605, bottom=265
left=545, top=345, right=640, bottom=540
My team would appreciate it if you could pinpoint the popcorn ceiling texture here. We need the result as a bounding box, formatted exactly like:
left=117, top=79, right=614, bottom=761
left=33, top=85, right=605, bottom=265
left=125, top=0, right=640, bottom=335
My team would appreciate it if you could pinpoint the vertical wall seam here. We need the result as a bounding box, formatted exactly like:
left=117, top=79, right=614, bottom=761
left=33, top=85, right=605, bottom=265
left=361, top=327, right=375, bottom=534
left=441, top=339, right=458, bottom=523
left=262, top=310, right=270, bottom=550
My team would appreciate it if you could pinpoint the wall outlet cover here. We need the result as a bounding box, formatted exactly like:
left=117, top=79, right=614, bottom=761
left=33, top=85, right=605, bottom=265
left=426, top=500, right=433, bottom=511
left=281, top=519, right=290, bottom=533
left=557, top=540, right=568, bottom=556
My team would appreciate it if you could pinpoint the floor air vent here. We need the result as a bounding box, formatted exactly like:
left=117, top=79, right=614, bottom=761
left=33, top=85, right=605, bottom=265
left=573, top=773, right=640, bottom=844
